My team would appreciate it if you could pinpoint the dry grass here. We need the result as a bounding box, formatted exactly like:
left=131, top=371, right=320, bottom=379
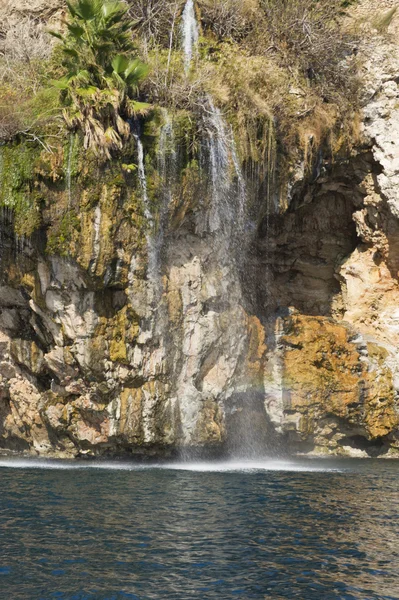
left=372, top=6, right=398, bottom=32
left=0, top=0, right=361, bottom=170
left=138, top=0, right=360, bottom=167
left=199, top=0, right=259, bottom=41
left=0, top=17, right=54, bottom=62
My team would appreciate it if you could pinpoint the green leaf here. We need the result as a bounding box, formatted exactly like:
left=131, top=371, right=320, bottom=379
left=102, top=1, right=126, bottom=20
left=112, top=54, right=130, bottom=74
left=66, top=1, right=77, bottom=17
left=50, top=77, right=71, bottom=90
left=129, top=100, right=151, bottom=115
left=67, top=23, right=85, bottom=37
left=111, top=72, right=125, bottom=90
left=124, top=59, right=149, bottom=81
left=122, top=163, right=137, bottom=172
left=74, top=0, right=99, bottom=21
left=63, top=47, right=79, bottom=58
left=48, top=30, right=64, bottom=40
left=75, top=86, right=98, bottom=97
left=74, top=70, right=91, bottom=84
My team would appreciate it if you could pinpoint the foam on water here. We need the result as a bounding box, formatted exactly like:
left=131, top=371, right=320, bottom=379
left=0, top=458, right=347, bottom=473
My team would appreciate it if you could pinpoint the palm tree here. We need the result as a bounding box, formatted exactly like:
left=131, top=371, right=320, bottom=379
left=50, top=0, right=149, bottom=158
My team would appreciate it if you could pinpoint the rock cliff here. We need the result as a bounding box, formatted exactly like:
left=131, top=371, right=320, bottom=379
left=1, top=0, right=399, bottom=458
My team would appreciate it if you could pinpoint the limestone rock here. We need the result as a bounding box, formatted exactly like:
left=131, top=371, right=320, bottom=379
left=268, top=314, right=399, bottom=454
left=2, top=0, right=399, bottom=459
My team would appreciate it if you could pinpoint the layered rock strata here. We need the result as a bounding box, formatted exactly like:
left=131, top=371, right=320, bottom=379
left=1, top=2, right=399, bottom=458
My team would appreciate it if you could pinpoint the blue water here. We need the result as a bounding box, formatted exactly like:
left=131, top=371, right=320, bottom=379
left=1, top=457, right=399, bottom=599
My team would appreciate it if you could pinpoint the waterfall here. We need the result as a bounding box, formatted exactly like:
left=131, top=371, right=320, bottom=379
left=156, top=114, right=176, bottom=274
left=131, top=125, right=158, bottom=291
left=0, top=148, right=21, bottom=262
left=180, top=3, right=247, bottom=233
left=132, top=131, right=152, bottom=224
left=230, top=127, right=247, bottom=227
left=90, top=204, right=102, bottom=274
left=65, top=132, right=75, bottom=249
left=181, top=0, right=199, bottom=73
left=158, top=114, right=176, bottom=176
left=204, top=98, right=247, bottom=238
left=202, top=100, right=272, bottom=461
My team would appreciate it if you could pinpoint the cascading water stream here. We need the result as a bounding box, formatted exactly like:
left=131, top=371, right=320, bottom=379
left=204, top=97, right=247, bottom=237
left=156, top=113, right=176, bottom=276
left=133, top=131, right=152, bottom=224
left=90, top=204, right=102, bottom=274
left=130, top=125, right=159, bottom=297
left=0, top=147, right=23, bottom=262
left=65, top=132, right=77, bottom=261
left=181, top=1, right=247, bottom=237
left=181, top=0, right=199, bottom=73
left=179, top=2, right=268, bottom=461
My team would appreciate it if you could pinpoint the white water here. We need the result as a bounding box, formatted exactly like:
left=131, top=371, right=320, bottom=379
left=206, top=99, right=230, bottom=232
left=133, top=133, right=152, bottom=224
left=205, top=97, right=247, bottom=237
left=229, top=126, right=247, bottom=225
left=131, top=130, right=159, bottom=292
left=0, top=458, right=347, bottom=473
left=158, top=114, right=176, bottom=175
left=90, top=204, right=102, bottom=274
left=181, top=0, right=199, bottom=73
left=155, top=114, right=176, bottom=280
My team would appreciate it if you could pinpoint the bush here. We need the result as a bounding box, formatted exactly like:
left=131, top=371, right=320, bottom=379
left=258, top=0, right=358, bottom=101
left=200, top=0, right=260, bottom=41
left=127, top=0, right=182, bottom=48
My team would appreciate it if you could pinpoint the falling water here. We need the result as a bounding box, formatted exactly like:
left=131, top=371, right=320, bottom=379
left=0, top=147, right=20, bottom=263
left=263, top=117, right=277, bottom=309
left=202, top=98, right=274, bottom=460
left=0, top=146, right=26, bottom=260
left=204, top=97, right=247, bottom=237
left=65, top=133, right=75, bottom=249
left=180, top=2, right=247, bottom=233
left=158, top=113, right=177, bottom=177
left=133, top=131, right=152, bottom=224
left=90, top=204, right=102, bottom=275
left=181, top=0, right=199, bottom=73
left=156, top=113, right=176, bottom=277
left=206, top=100, right=230, bottom=209
left=131, top=127, right=158, bottom=291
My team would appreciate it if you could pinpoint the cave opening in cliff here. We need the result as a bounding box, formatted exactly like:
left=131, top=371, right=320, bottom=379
left=252, top=163, right=362, bottom=320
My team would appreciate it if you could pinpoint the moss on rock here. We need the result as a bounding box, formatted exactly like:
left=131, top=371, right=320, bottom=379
left=280, top=314, right=399, bottom=443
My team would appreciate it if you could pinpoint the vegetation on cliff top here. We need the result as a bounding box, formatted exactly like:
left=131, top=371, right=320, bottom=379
left=1, top=0, right=360, bottom=155
left=49, top=0, right=149, bottom=158
left=0, top=0, right=364, bottom=236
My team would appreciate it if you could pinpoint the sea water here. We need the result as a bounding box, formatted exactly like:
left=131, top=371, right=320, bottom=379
left=1, top=457, right=399, bottom=599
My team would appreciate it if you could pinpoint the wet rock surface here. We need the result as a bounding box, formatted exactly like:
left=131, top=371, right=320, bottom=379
left=2, top=1, right=399, bottom=458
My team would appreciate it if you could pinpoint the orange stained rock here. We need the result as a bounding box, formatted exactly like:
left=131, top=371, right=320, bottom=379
left=281, top=315, right=398, bottom=440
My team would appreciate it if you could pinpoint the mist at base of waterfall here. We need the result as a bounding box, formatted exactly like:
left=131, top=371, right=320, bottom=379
left=0, top=456, right=348, bottom=473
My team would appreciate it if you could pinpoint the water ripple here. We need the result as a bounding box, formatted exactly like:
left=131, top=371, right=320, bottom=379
left=1, top=458, right=399, bottom=599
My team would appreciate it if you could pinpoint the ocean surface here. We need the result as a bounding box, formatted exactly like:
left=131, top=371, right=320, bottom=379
left=1, top=456, right=399, bottom=599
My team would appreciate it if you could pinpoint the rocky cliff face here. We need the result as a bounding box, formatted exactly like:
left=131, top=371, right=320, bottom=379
left=1, top=2, right=399, bottom=458
left=258, top=27, right=399, bottom=457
